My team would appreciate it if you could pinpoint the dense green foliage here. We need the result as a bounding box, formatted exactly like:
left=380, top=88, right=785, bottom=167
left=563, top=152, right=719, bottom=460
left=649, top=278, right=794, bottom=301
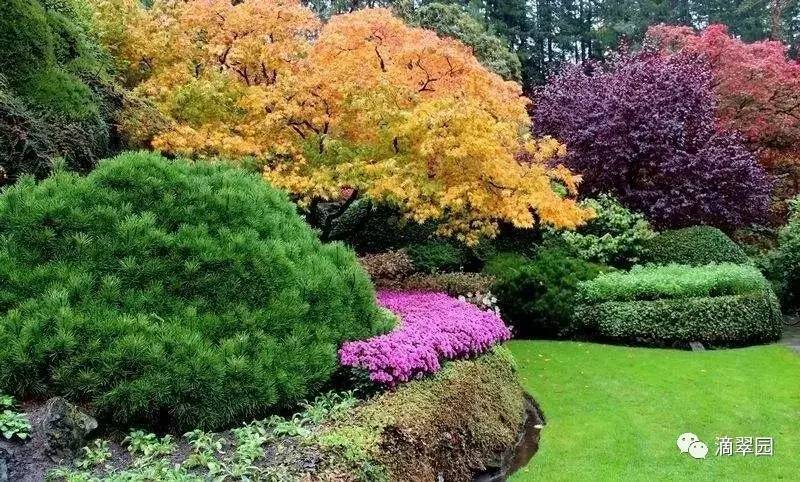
left=0, top=152, right=388, bottom=431
left=578, top=263, right=770, bottom=304
left=644, top=226, right=748, bottom=266
left=576, top=263, right=782, bottom=345
left=576, top=292, right=783, bottom=346
left=481, top=251, right=532, bottom=279
left=774, top=197, right=800, bottom=310
left=406, top=239, right=470, bottom=273
left=0, top=0, right=117, bottom=186
left=0, top=0, right=54, bottom=80
left=548, top=195, right=655, bottom=267
left=493, top=249, right=608, bottom=338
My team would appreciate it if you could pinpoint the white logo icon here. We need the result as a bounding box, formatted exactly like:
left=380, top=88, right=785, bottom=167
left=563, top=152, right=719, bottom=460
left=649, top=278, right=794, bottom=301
left=677, top=433, right=708, bottom=459
left=688, top=441, right=709, bottom=459
left=677, top=432, right=699, bottom=453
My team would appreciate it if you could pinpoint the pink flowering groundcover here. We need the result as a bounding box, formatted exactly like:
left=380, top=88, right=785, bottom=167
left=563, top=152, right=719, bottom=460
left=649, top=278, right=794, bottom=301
left=339, top=291, right=512, bottom=385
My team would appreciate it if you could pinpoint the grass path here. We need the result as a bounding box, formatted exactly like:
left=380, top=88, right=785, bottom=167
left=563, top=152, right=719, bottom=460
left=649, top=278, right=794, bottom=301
left=508, top=341, right=800, bottom=481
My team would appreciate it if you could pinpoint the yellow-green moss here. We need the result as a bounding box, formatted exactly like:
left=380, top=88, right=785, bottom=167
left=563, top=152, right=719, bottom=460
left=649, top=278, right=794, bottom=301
left=318, top=346, right=525, bottom=481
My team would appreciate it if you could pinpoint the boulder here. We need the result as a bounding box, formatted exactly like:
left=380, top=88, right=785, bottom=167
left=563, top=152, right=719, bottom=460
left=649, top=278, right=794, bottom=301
left=0, top=397, right=97, bottom=481
left=41, top=397, right=98, bottom=462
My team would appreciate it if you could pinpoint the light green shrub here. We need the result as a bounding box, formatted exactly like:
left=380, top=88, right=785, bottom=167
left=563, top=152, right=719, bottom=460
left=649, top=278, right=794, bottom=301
left=578, top=263, right=770, bottom=304
left=550, top=194, right=655, bottom=267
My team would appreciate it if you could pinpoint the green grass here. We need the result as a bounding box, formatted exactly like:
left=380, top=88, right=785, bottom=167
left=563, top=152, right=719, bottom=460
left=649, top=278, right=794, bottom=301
left=508, top=341, right=800, bottom=481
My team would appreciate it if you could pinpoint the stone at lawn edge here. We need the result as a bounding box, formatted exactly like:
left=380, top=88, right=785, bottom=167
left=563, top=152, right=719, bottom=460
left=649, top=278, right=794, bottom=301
left=42, top=397, right=98, bottom=462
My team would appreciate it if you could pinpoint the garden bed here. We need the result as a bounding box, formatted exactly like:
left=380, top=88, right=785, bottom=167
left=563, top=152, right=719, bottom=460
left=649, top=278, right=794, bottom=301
left=1, top=348, right=535, bottom=482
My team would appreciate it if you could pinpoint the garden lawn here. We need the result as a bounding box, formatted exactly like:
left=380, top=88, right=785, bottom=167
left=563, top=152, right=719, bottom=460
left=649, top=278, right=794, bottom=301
left=508, top=341, right=800, bottom=481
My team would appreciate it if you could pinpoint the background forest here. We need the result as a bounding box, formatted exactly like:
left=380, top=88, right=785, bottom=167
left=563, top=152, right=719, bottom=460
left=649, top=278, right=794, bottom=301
left=302, top=0, right=800, bottom=88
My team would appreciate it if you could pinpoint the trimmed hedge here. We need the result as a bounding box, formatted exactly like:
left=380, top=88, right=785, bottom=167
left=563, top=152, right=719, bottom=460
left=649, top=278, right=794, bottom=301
left=0, top=152, right=388, bottom=431
left=576, top=292, right=783, bottom=346
left=578, top=263, right=769, bottom=304
left=644, top=226, right=747, bottom=266
left=576, top=263, right=783, bottom=346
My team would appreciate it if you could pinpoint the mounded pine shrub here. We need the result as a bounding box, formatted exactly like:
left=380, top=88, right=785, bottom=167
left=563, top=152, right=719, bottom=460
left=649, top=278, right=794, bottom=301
left=0, top=152, right=389, bottom=431
left=644, top=226, right=748, bottom=266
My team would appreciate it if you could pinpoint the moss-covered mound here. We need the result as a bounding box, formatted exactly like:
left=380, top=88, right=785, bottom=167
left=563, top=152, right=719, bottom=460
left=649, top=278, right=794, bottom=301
left=0, top=152, right=388, bottom=431
left=320, top=347, right=526, bottom=481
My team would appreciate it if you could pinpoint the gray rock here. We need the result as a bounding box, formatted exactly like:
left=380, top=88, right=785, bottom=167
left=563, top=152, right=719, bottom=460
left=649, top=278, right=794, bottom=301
left=41, top=397, right=98, bottom=463
left=0, top=446, right=9, bottom=482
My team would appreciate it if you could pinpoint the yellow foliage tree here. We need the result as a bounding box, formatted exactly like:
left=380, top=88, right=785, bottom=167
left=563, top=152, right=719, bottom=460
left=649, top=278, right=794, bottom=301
left=92, top=1, right=590, bottom=242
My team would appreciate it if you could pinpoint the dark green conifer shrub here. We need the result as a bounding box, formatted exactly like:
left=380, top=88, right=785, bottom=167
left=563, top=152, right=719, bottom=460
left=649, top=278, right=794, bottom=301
left=0, top=0, right=55, bottom=82
left=406, top=240, right=470, bottom=273
left=492, top=249, right=609, bottom=338
left=0, top=152, right=389, bottom=431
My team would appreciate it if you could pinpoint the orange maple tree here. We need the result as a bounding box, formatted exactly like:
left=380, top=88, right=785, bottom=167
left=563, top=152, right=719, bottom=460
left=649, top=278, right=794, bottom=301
left=93, top=1, right=590, bottom=242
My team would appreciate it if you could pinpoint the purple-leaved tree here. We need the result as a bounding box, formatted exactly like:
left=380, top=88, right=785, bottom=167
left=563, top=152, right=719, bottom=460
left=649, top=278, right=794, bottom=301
left=533, top=51, right=772, bottom=230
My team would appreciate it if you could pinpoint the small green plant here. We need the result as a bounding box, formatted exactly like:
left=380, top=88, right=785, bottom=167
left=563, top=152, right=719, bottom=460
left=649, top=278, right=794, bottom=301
left=268, top=415, right=312, bottom=438
left=123, top=430, right=176, bottom=465
left=300, top=391, right=359, bottom=425
left=75, top=439, right=112, bottom=469
left=182, top=429, right=225, bottom=474
left=0, top=393, right=31, bottom=440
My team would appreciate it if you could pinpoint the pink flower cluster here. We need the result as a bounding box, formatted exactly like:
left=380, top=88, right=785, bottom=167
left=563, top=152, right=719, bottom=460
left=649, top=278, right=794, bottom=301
left=339, top=290, right=512, bottom=385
